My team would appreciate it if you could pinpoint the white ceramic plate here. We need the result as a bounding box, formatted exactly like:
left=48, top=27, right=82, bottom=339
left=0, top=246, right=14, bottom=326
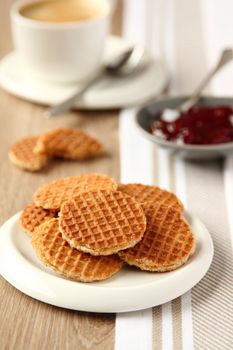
left=0, top=211, right=213, bottom=313
left=0, top=36, right=168, bottom=110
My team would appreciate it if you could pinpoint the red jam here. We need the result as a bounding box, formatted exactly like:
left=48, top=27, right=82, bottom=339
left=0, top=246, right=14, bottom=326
left=151, top=106, right=233, bottom=145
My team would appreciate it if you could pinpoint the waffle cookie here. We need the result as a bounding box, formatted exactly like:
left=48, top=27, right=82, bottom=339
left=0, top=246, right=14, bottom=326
left=32, top=219, right=123, bottom=282
left=59, top=190, right=147, bottom=255
left=34, top=174, right=117, bottom=211
left=118, top=183, right=184, bottom=212
left=119, top=202, right=195, bottom=272
left=9, top=136, right=48, bottom=171
left=34, top=127, right=104, bottom=160
left=20, top=203, right=57, bottom=236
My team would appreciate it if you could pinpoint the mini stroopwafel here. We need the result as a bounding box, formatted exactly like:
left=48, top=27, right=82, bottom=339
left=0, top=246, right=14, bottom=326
left=119, top=202, right=195, bottom=272
left=9, top=136, right=48, bottom=171
left=34, top=127, right=104, bottom=160
left=20, top=203, right=57, bottom=236
left=59, top=190, right=147, bottom=255
left=32, top=219, right=123, bottom=282
left=118, top=183, right=184, bottom=211
left=34, top=174, right=118, bottom=211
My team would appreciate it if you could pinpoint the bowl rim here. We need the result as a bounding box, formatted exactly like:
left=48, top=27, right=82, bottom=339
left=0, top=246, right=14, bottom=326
left=135, top=95, right=233, bottom=152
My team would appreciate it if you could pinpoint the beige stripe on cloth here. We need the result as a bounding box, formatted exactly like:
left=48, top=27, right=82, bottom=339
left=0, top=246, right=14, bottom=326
left=172, top=298, right=183, bottom=350
left=151, top=143, right=163, bottom=349
left=169, top=154, right=183, bottom=350
left=186, top=162, right=233, bottom=349
left=151, top=149, right=183, bottom=350
left=152, top=305, right=162, bottom=350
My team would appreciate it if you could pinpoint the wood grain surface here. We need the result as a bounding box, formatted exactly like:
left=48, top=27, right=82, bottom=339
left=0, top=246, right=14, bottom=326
left=0, top=1, right=122, bottom=349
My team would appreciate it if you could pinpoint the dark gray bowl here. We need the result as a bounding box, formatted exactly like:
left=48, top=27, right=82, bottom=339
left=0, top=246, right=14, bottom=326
left=136, top=96, right=233, bottom=159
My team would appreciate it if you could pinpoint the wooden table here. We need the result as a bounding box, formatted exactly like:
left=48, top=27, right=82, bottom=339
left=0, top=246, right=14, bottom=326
left=0, top=2, right=122, bottom=349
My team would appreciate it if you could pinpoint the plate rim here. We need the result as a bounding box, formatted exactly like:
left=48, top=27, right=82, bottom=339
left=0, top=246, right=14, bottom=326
left=0, top=211, right=213, bottom=313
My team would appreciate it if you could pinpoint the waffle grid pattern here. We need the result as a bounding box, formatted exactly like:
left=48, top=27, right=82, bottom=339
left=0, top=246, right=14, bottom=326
left=20, top=203, right=57, bottom=236
left=118, top=183, right=184, bottom=211
left=34, top=128, right=104, bottom=159
left=32, top=219, right=123, bottom=282
left=9, top=136, right=48, bottom=171
left=59, top=190, right=147, bottom=255
left=119, top=202, right=195, bottom=271
left=34, top=174, right=117, bottom=210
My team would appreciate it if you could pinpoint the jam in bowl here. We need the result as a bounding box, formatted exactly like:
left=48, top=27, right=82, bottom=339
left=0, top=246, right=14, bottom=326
left=136, top=96, right=233, bottom=159
left=151, top=105, right=233, bottom=145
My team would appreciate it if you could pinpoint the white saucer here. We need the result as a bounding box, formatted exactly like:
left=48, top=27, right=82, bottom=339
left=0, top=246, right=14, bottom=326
left=0, top=211, right=213, bottom=313
left=0, top=36, right=168, bottom=110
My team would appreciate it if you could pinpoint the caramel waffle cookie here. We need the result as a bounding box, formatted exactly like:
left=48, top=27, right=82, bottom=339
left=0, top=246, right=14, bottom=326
left=119, top=202, right=195, bottom=272
left=34, top=174, right=117, bottom=211
left=9, top=136, right=48, bottom=171
left=118, top=183, right=184, bottom=211
left=32, top=219, right=123, bottom=282
left=59, top=190, right=147, bottom=256
left=20, top=203, right=57, bottom=236
left=34, top=127, right=104, bottom=160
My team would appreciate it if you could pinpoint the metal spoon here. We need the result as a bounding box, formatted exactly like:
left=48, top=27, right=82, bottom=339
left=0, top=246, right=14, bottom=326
left=45, top=46, right=148, bottom=118
left=161, top=48, right=233, bottom=122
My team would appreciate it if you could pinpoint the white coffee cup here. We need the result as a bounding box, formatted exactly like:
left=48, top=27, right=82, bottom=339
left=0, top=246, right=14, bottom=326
left=11, top=0, right=110, bottom=83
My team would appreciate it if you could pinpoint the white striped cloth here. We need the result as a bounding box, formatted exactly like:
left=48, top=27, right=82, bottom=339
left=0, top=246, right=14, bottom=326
left=115, top=1, right=233, bottom=349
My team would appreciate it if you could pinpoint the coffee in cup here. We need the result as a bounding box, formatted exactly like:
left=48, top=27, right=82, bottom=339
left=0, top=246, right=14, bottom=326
left=11, top=0, right=110, bottom=83
left=20, top=0, right=107, bottom=23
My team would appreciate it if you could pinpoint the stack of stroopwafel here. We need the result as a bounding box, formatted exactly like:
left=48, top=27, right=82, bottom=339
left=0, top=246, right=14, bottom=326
left=9, top=127, right=104, bottom=172
left=20, top=174, right=196, bottom=283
